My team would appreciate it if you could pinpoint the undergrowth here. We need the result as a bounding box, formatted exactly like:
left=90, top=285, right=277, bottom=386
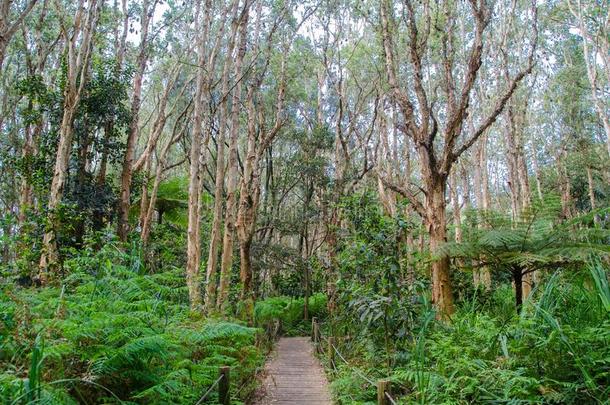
left=0, top=242, right=264, bottom=404
left=324, top=266, right=610, bottom=404
left=254, top=293, right=327, bottom=336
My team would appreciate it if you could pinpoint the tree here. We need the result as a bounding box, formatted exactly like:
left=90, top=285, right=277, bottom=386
left=0, top=0, right=39, bottom=70
left=378, top=0, right=537, bottom=318
left=448, top=200, right=610, bottom=312
left=203, top=0, right=241, bottom=312
left=185, top=0, right=213, bottom=310
left=38, top=0, right=100, bottom=281
left=216, top=0, right=251, bottom=312
left=568, top=0, right=610, bottom=158
left=117, top=0, right=158, bottom=241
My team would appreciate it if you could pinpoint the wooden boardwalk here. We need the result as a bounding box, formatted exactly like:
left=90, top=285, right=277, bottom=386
left=253, top=337, right=332, bottom=405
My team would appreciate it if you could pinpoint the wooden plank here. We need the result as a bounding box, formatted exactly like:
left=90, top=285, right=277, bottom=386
left=253, top=337, right=333, bottom=404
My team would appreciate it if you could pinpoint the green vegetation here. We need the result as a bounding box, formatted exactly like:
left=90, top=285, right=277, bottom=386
left=316, top=193, right=610, bottom=404
left=254, top=293, right=327, bottom=336
left=325, top=275, right=610, bottom=404
left=1, top=0, right=609, bottom=404
left=0, top=241, right=264, bottom=404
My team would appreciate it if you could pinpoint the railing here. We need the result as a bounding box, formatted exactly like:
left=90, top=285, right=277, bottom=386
left=311, top=317, right=399, bottom=405
left=196, top=366, right=231, bottom=405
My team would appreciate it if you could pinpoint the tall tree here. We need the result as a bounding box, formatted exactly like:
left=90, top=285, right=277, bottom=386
left=0, top=0, right=39, bottom=70
left=568, top=0, right=610, bottom=157
left=117, top=0, right=158, bottom=241
left=216, top=0, right=251, bottom=312
left=204, top=0, right=240, bottom=313
left=378, top=0, right=537, bottom=318
left=38, top=0, right=99, bottom=281
left=186, top=0, right=213, bottom=310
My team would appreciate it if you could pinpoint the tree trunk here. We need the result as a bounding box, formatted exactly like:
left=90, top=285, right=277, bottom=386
left=239, top=239, right=252, bottom=298
left=513, top=268, right=523, bottom=313
left=39, top=107, right=76, bottom=279
left=558, top=149, right=573, bottom=220
left=204, top=0, right=240, bottom=312
left=138, top=156, right=152, bottom=235
left=216, top=4, right=250, bottom=312
left=236, top=86, right=260, bottom=303
left=586, top=165, right=600, bottom=225
left=517, top=148, right=531, bottom=210
left=38, top=0, right=99, bottom=280
left=140, top=164, right=159, bottom=246
left=450, top=169, right=462, bottom=244
left=117, top=0, right=153, bottom=241
left=426, top=181, right=455, bottom=319
left=531, top=148, right=543, bottom=201
left=505, top=121, right=521, bottom=222
left=18, top=115, right=38, bottom=227
left=185, top=0, right=209, bottom=311
left=204, top=151, right=225, bottom=311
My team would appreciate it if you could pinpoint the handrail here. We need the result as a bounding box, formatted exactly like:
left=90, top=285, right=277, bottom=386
left=311, top=317, right=399, bottom=405
left=385, top=391, right=398, bottom=405
left=195, top=366, right=230, bottom=405
left=195, top=374, right=224, bottom=405
left=331, top=343, right=375, bottom=386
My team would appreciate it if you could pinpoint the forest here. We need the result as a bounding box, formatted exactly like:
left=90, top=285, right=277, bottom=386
left=0, top=0, right=609, bottom=403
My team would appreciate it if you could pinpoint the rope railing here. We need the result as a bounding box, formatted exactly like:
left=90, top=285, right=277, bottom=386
left=385, top=390, right=398, bottom=405
left=331, top=344, right=375, bottom=386
left=195, top=366, right=230, bottom=405
left=311, top=317, right=399, bottom=405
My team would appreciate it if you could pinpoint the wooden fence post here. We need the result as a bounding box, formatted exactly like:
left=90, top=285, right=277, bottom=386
left=219, top=366, right=230, bottom=405
left=327, top=336, right=335, bottom=367
left=311, top=317, right=317, bottom=341
left=377, top=379, right=390, bottom=405
left=313, top=320, right=320, bottom=346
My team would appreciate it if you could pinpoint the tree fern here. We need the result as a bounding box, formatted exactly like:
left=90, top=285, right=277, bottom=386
left=445, top=199, right=610, bottom=311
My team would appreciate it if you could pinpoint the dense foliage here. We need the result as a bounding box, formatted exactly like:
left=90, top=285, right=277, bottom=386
left=0, top=241, right=263, bottom=404
left=254, top=293, right=327, bottom=336
left=1, top=0, right=609, bottom=403
left=319, top=193, right=610, bottom=404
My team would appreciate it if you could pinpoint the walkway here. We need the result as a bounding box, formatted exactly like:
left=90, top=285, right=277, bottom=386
left=254, top=337, right=332, bottom=404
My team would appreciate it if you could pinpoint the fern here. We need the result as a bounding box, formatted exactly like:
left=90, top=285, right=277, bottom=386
left=0, top=246, right=264, bottom=404
left=445, top=202, right=610, bottom=311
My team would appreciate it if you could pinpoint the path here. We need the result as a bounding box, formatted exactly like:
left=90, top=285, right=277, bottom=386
left=254, top=337, right=332, bottom=405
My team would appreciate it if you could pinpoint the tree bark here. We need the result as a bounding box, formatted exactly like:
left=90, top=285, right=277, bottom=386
left=450, top=169, right=462, bottom=244
left=513, top=267, right=523, bottom=314
left=586, top=165, right=600, bottom=225
left=531, top=147, right=543, bottom=201
left=426, top=178, right=455, bottom=319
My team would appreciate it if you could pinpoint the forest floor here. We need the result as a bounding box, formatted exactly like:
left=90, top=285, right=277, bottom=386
left=253, top=337, right=332, bottom=405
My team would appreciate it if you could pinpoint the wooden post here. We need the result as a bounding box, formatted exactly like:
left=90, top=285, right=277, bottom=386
left=377, top=379, right=390, bottom=405
left=219, top=366, right=230, bottom=405
left=327, top=336, right=335, bottom=367
left=311, top=317, right=317, bottom=341
left=313, top=319, right=320, bottom=346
